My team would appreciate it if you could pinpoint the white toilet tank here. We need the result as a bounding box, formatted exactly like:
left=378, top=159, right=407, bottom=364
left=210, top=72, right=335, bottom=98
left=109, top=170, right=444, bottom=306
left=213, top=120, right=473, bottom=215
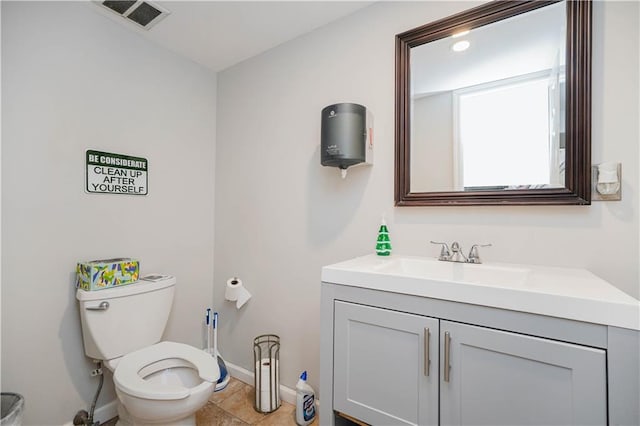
left=76, top=276, right=176, bottom=361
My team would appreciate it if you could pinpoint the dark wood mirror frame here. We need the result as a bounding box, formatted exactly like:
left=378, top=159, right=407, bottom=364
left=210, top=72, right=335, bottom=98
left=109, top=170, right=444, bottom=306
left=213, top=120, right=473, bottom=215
left=395, top=0, right=591, bottom=206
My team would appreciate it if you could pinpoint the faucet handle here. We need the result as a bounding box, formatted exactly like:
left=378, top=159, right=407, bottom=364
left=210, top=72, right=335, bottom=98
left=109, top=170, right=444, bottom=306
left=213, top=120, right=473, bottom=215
left=468, top=244, right=492, bottom=264
left=430, top=241, right=451, bottom=260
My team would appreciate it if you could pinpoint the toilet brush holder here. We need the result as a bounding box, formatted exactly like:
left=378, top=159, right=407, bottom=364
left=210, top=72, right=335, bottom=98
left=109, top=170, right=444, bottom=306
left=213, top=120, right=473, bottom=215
left=253, top=334, right=280, bottom=413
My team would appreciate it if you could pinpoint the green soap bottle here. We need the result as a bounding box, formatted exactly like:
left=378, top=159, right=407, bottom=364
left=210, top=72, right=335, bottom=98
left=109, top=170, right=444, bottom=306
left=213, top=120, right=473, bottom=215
left=376, top=216, right=392, bottom=256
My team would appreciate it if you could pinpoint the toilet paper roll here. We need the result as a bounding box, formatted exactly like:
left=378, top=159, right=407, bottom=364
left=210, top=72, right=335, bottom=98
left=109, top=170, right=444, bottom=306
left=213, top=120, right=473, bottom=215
left=255, top=358, right=279, bottom=412
left=225, top=277, right=251, bottom=309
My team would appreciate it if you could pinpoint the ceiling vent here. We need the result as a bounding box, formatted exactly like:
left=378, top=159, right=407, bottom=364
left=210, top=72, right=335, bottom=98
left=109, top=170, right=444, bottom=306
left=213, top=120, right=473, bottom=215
left=100, top=1, right=169, bottom=30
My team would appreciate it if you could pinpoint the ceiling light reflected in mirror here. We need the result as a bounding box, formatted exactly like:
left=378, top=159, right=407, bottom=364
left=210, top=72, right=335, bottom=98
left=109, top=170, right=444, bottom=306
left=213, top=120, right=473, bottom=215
left=451, top=40, right=470, bottom=52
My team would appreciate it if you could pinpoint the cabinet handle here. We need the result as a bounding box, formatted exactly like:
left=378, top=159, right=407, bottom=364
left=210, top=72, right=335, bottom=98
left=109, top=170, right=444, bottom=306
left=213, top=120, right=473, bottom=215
left=424, top=327, right=430, bottom=376
left=444, top=331, right=451, bottom=382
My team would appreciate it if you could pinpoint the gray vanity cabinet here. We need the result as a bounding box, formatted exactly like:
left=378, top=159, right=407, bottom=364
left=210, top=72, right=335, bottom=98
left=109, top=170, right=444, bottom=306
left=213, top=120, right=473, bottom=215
left=331, top=299, right=608, bottom=426
left=321, top=255, right=640, bottom=426
left=333, top=301, right=439, bottom=425
left=440, top=320, right=607, bottom=426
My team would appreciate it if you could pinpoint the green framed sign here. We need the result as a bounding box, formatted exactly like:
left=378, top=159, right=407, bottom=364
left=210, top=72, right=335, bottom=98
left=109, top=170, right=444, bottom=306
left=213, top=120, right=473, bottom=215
left=86, top=150, right=148, bottom=195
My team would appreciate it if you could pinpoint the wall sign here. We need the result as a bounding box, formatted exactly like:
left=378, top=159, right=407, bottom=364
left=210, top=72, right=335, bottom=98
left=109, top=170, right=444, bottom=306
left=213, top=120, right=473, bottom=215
left=86, top=150, right=148, bottom=195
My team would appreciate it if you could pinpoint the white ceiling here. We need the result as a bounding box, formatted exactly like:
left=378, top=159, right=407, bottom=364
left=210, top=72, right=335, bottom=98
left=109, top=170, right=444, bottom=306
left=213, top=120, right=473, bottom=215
left=91, top=1, right=373, bottom=72
left=411, top=1, right=566, bottom=95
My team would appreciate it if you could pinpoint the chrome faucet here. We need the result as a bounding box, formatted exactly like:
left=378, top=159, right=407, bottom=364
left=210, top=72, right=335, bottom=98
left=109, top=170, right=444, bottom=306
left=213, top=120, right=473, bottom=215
left=430, top=241, right=451, bottom=261
left=467, top=244, right=492, bottom=264
left=430, top=241, right=492, bottom=264
left=449, top=241, right=468, bottom=263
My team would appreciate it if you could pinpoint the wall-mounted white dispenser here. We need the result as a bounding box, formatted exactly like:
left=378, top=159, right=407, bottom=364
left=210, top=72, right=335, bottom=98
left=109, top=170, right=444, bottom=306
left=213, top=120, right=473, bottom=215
left=321, top=103, right=373, bottom=178
left=592, top=162, right=622, bottom=201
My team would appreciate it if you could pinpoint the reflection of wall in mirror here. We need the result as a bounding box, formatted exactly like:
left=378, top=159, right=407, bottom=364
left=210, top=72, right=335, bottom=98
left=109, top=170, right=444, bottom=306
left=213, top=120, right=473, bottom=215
left=411, top=92, right=454, bottom=192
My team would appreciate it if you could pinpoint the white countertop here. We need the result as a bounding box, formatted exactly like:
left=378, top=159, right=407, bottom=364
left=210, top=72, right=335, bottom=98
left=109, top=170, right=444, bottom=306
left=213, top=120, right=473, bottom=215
left=322, top=254, right=640, bottom=330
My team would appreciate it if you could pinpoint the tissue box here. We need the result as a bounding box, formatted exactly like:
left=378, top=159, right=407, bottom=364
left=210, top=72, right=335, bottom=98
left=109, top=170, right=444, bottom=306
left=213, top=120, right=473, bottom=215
left=76, top=258, right=140, bottom=291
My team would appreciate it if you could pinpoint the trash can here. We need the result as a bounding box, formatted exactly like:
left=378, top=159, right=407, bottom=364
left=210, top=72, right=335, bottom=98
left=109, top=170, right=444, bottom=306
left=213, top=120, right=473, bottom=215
left=1, top=393, right=24, bottom=426
left=253, top=334, right=280, bottom=413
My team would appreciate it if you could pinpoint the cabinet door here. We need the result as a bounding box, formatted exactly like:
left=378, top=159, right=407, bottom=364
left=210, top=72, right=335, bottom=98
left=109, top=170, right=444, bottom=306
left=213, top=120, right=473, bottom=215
left=440, top=320, right=607, bottom=426
left=334, top=301, right=439, bottom=426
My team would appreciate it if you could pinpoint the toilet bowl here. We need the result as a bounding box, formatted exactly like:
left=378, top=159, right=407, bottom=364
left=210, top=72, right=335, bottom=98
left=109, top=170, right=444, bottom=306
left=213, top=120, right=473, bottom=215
left=109, top=341, right=220, bottom=426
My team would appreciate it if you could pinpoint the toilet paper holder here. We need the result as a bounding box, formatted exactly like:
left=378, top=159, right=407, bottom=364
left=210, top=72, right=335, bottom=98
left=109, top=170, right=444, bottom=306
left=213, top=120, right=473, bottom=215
left=253, top=334, right=281, bottom=413
left=225, top=277, right=252, bottom=309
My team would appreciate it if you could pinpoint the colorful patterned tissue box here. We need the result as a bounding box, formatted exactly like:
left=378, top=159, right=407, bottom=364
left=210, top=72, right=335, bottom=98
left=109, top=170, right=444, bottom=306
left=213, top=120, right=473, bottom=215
left=76, top=258, right=140, bottom=291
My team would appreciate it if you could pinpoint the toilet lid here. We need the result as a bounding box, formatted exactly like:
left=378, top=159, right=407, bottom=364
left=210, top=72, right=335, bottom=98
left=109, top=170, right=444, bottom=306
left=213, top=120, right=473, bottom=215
left=114, top=341, right=220, bottom=400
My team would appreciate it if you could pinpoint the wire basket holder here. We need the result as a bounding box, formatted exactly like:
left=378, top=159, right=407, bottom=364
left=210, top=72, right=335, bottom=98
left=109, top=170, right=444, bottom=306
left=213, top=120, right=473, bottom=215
left=253, top=334, right=281, bottom=413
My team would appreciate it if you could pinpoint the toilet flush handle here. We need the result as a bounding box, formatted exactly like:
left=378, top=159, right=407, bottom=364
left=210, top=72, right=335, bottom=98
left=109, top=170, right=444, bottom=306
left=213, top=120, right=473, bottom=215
left=86, top=301, right=110, bottom=311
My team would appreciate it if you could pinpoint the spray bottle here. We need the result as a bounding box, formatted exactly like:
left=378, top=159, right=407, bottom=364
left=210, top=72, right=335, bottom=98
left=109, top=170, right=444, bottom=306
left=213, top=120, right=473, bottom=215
left=295, top=371, right=316, bottom=426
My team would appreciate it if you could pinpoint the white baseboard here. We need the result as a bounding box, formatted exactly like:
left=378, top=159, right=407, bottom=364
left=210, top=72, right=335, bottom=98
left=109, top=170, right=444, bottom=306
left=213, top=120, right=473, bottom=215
left=95, top=399, right=119, bottom=424
left=224, top=360, right=297, bottom=406
left=224, top=360, right=320, bottom=409
left=61, top=399, right=118, bottom=426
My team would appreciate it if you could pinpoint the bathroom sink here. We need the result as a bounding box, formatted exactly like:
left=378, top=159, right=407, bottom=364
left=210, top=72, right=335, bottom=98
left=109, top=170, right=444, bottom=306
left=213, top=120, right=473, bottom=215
left=321, top=254, right=640, bottom=330
left=373, top=256, right=530, bottom=287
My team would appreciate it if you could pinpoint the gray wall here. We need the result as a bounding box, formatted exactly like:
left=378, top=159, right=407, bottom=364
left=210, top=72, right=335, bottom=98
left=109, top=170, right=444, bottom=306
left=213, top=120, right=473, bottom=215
left=214, top=0, right=639, bottom=398
left=1, top=2, right=216, bottom=424
left=411, top=92, right=454, bottom=192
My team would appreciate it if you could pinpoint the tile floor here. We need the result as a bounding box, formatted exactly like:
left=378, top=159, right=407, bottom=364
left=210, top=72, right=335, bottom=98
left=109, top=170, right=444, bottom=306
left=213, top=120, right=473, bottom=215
left=102, top=377, right=318, bottom=426
left=196, top=378, right=318, bottom=426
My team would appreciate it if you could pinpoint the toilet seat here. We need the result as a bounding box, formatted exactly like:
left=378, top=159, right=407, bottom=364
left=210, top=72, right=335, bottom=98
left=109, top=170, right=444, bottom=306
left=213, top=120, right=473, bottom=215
left=114, top=341, right=219, bottom=401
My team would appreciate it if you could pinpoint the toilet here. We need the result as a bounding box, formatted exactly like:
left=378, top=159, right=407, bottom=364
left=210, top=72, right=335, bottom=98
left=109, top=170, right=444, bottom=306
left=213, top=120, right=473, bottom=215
left=76, top=276, right=219, bottom=426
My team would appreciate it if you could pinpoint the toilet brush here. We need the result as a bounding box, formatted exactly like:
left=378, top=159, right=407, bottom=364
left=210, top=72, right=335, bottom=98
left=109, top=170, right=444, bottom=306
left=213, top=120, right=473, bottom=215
left=205, top=308, right=212, bottom=353
left=213, top=312, right=230, bottom=391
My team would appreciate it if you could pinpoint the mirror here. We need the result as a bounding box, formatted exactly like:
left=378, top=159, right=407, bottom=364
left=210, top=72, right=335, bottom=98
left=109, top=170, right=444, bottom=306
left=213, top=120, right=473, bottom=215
left=395, top=0, right=591, bottom=206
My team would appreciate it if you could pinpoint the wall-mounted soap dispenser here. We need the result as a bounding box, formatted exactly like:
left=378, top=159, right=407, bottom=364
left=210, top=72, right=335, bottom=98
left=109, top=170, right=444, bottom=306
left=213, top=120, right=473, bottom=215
left=321, top=103, right=373, bottom=178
